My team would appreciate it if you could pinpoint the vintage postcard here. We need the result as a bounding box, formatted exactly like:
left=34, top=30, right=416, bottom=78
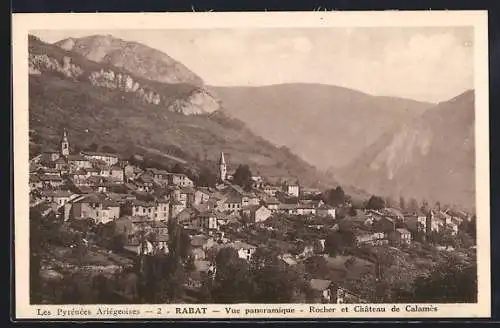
left=12, top=11, right=490, bottom=319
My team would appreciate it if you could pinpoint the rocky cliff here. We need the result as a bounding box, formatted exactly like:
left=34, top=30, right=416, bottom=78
left=338, top=90, right=475, bottom=210
left=55, top=34, right=204, bottom=86
left=30, top=35, right=221, bottom=113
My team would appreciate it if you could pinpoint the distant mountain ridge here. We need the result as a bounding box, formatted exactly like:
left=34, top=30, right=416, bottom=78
left=211, top=84, right=431, bottom=170
left=29, top=34, right=339, bottom=190
left=338, top=90, right=475, bottom=210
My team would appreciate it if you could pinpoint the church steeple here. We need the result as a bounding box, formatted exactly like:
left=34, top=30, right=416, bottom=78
left=60, top=129, right=70, bottom=157
left=219, top=152, right=227, bottom=182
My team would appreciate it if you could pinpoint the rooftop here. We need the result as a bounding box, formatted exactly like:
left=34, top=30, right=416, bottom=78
left=81, top=151, right=119, bottom=158
left=146, top=167, right=170, bottom=175
left=131, top=199, right=156, bottom=207
left=310, top=279, right=332, bottom=291
left=396, top=228, right=411, bottom=234
left=67, top=154, right=88, bottom=161
left=229, top=241, right=257, bottom=250
left=264, top=197, right=281, bottom=205
left=41, top=190, right=73, bottom=198
left=39, top=174, right=63, bottom=181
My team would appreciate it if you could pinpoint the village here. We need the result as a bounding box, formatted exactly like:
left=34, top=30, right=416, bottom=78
left=29, top=129, right=477, bottom=305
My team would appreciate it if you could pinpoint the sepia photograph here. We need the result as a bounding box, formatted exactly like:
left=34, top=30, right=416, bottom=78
left=13, top=11, right=490, bottom=319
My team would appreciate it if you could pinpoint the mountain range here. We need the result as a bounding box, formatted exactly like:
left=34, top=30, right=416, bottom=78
left=212, top=84, right=475, bottom=210
left=28, top=34, right=338, bottom=190
left=338, top=90, right=475, bottom=210
left=29, top=33, right=476, bottom=209
left=212, top=84, right=431, bottom=169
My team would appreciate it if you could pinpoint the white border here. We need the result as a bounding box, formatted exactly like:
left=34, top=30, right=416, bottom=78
left=12, top=11, right=490, bottom=319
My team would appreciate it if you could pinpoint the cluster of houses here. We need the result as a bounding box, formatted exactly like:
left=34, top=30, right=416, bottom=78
left=30, top=129, right=474, bottom=304
left=338, top=205, right=470, bottom=248
left=29, top=130, right=337, bottom=254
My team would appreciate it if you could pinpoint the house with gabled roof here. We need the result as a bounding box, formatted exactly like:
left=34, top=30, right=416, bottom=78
left=67, top=154, right=92, bottom=170
left=262, top=184, right=280, bottom=197
left=81, top=151, right=119, bottom=166
left=42, top=150, right=61, bottom=163
left=309, top=279, right=334, bottom=302
left=296, top=202, right=317, bottom=216
left=41, top=190, right=75, bottom=207
left=168, top=173, right=194, bottom=188
left=355, top=231, right=387, bottom=246
left=176, top=207, right=200, bottom=227
left=130, top=198, right=169, bottom=221
left=278, top=203, right=298, bottom=215
left=71, top=193, right=121, bottom=224
left=170, top=198, right=186, bottom=219
left=224, top=192, right=243, bottom=211
left=263, top=197, right=281, bottom=212
left=193, top=210, right=219, bottom=231
left=54, top=157, right=67, bottom=171
left=393, top=228, right=412, bottom=244
left=222, top=241, right=257, bottom=261
left=39, top=173, right=64, bottom=188
left=146, top=167, right=170, bottom=185
left=242, top=204, right=273, bottom=223
left=317, top=204, right=336, bottom=218
left=194, top=189, right=211, bottom=205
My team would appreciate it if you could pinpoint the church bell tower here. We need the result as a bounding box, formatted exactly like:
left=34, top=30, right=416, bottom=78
left=60, top=129, right=70, bottom=157
left=219, top=152, right=227, bottom=182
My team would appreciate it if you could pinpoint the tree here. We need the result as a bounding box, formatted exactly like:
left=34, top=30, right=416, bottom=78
left=312, top=240, right=324, bottom=254
left=167, top=223, right=191, bottom=261
left=251, top=263, right=305, bottom=303
left=101, top=145, right=117, bottom=153
left=110, top=234, right=126, bottom=252
left=348, top=206, right=357, bottom=217
left=30, top=208, right=44, bottom=303
left=324, top=232, right=343, bottom=257
left=232, top=164, right=253, bottom=191
left=170, top=163, right=184, bottom=174
left=411, top=223, right=426, bottom=243
left=408, top=198, right=419, bottom=213
left=339, top=229, right=357, bottom=248
left=440, top=228, right=456, bottom=248
left=185, top=255, right=196, bottom=272
left=73, top=144, right=83, bottom=154
left=93, top=274, right=113, bottom=303
left=84, top=142, right=99, bottom=152
left=251, top=247, right=280, bottom=269
left=323, top=186, right=345, bottom=207
left=420, top=200, right=429, bottom=214
left=290, top=240, right=306, bottom=256
left=460, top=219, right=476, bottom=245
left=456, top=231, right=475, bottom=249
left=344, top=256, right=357, bottom=269
left=370, top=247, right=395, bottom=281
left=210, top=247, right=254, bottom=303
left=304, top=256, right=329, bottom=278
left=366, top=195, right=386, bottom=210
left=196, top=167, right=218, bottom=188
left=413, top=255, right=477, bottom=303
left=399, top=196, right=406, bottom=210
left=249, top=248, right=306, bottom=303
left=384, top=197, right=393, bottom=208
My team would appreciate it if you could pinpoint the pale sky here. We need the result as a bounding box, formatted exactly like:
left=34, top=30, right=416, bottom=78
left=32, top=27, right=473, bottom=103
